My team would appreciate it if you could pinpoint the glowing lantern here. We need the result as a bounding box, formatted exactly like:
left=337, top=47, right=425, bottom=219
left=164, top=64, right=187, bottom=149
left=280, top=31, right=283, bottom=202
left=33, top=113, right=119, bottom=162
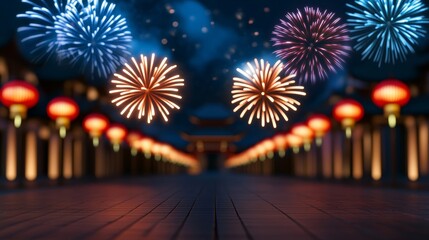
left=261, top=139, right=275, bottom=159
left=285, top=133, right=303, bottom=153
left=273, top=134, right=287, bottom=157
left=372, top=79, right=410, bottom=128
left=333, top=99, right=364, bottom=138
left=106, top=124, right=127, bottom=152
left=83, top=113, right=109, bottom=146
left=307, top=114, right=331, bottom=146
left=127, top=131, right=142, bottom=156
left=0, top=80, right=39, bottom=128
left=47, top=97, right=79, bottom=138
left=139, top=137, right=154, bottom=158
left=291, top=123, right=314, bottom=151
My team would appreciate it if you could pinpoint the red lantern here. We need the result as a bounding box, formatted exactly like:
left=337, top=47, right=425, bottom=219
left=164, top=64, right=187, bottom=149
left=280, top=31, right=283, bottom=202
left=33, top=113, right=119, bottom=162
left=47, top=97, right=79, bottom=138
left=106, top=124, right=127, bottom=152
left=272, top=134, right=287, bottom=157
left=372, top=79, right=410, bottom=128
left=0, top=80, right=39, bottom=128
left=333, top=99, right=364, bottom=138
left=126, top=131, right=142, bottom=156
left=285, top=133, right=303, bottom=153
left=291, top=123, right=314, bottom=151
left=83, top=113, right=109, bottom=146
left=307, top=114, right=331, bottom=146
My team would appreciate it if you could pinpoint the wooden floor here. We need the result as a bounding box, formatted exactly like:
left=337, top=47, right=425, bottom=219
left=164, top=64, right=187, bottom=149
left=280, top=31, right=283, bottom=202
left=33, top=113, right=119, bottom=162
left=1, top=174, right=429, bottom=240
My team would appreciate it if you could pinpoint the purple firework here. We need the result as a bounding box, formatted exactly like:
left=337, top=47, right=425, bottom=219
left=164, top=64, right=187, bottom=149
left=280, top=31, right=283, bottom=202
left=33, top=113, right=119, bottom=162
left=272, top=7, right=351, bottom=83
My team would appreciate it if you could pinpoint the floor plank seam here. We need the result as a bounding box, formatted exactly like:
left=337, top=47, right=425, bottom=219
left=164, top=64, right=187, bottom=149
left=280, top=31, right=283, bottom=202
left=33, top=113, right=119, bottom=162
left=226, top=186, right=254, bottom=240
left=171, top=184, right=206, bottom=240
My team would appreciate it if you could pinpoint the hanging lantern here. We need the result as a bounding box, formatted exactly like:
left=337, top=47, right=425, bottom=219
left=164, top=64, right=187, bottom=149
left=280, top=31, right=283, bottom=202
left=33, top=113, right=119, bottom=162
left=127, top=131, right=142, bottom=156
left=372, top=79, right=410, bottom=128
left=333, top=99, right=364, bottom=138
left=261, top=139, right=275, bottom=159
left=106, top=124, right=127, bottom=152
left=307, top=114, right=331, bottom=146
left=139, top=137, right=154, bottom=158
left=291, top=123, right=314, bottom=151
left=47, top=97, right=79, bottom=138
left=0, top=80, right=39, bottom=128
left=285, top=133, right=303, bottom=154
left=273, top=134, right=287, bottom=157
left=83, top=113, right=109, bottom=146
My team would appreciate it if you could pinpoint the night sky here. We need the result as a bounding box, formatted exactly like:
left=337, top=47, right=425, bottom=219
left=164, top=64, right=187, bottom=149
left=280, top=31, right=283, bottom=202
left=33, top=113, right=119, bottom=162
left=1, top=0, right=429, bottom=151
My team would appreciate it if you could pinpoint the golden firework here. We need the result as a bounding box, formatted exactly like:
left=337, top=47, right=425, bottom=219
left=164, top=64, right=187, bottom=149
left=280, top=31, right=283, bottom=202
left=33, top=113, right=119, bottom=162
left=232, top=59, right=306, bottom=128
left=110, top=54, right=184, bottom=123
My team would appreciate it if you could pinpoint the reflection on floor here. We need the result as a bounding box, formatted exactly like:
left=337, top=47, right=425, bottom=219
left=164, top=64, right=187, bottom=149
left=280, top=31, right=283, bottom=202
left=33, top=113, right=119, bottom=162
left=1, top=174, right=429, bottom=240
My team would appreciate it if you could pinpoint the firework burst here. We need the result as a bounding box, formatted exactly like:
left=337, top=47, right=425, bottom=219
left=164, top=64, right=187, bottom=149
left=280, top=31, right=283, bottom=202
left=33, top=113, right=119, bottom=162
left=272, top=7, right=351, bottom=83
left=110, top=54, right=185, bottom=123
left=232, top=59, right=306, bottom=128
left=17, top=0, right=76, bottom=62
left=347, top=0, right=429, bottom=66
left=55, top=0, right=132, bottom=79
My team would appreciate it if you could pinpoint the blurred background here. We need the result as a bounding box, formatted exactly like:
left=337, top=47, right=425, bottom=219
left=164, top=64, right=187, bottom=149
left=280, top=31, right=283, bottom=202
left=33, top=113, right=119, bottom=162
left=1, top=0, right=429, bottom=186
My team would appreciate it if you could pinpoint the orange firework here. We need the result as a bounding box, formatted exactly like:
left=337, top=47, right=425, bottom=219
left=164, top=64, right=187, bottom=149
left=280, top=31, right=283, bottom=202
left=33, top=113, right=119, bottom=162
left=110, top=54, right=184, bottom=123
left=232, top=59, right=306, bottom=128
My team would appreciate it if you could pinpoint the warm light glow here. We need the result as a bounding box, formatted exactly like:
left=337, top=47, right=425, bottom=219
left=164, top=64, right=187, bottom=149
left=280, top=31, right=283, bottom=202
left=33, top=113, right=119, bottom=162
left=333, top=132, right=343, bottom=179
left=371, top=129, right=382, bottom=181
left=6, top=124, right=17, bottom=181
left=139, top=137, right=154, bottom=155
left=0, top=80, right=39, bottom=128
left=110, top=53, right=185, bottom=123
left=291, top=124, right=314, bottom=140
left=307, top=114, right=331, bottom=138
left=47, top=97, right=79, bottom=120
left=273, top=134, right=287, bottom=156
left=47, top=97, right=79, bottom=138
left=127, top=131, right=142, bottom=156
left=333, top=99, right=364, bottom=124
left=106, top=124, right=127, bottom=151
left=83, top=113, right=109, bottom=143
left=372, top=79, right=410, bottom=128
left=291, top=123, right=314, bottom=151
left=333, top=99, right=364, bottom=138
left=25, top=131, right=37, bottom=181
left=372, top=79, right=410, bottom=107
left=0, top=81, right=39, bottom=107
left=418, top=118, right=429, bottom=176
left=285, top=133, right=303, bottom=148
left=405, top=117, right=419, bottom=181
left=231, top=59, right=306, bottom=128
left=48, top=134, right=60, bottom=180
left=352, top=125, right=363, bottom=180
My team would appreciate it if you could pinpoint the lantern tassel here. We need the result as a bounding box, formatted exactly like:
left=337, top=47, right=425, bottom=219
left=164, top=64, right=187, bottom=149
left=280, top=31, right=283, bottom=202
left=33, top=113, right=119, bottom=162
left=113, top=143, right=120, bottom=152
left=59, top=126, right=67, bottom=139
left=131, top=148, right=138, bottom=156
left=304, top=142, right=311, bottom=152
left=345, top=127, right=352, bottom=139
left=93, top=137, right=99, bottom=147
left=293, top=147, right=300, bottom=154
left=14, top=115, right=22, bottom=128
left=388, top=114, right=397, bottom=128
left=316, top=137, right=323, bottom=146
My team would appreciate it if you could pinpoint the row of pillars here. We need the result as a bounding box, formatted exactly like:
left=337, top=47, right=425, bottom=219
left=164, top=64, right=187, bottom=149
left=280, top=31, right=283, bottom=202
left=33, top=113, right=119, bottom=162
left=0, top=120, right=189, bottom=186
left=232, top=116, right=429, bottom=183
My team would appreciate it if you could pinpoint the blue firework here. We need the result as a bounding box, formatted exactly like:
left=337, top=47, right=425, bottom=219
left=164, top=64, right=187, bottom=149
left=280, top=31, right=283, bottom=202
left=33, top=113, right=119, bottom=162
left=347, top=0, right=429, bottom=66
left=55, top=0, right=133, bottom=79
left=17, top=0, right=76, bottom=62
